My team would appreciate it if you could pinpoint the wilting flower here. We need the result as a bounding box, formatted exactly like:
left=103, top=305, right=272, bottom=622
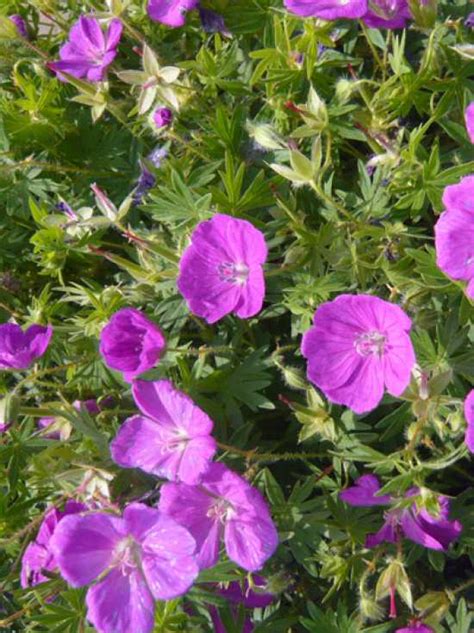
left=177, top=214, right=268, bottom=324
left=301, top=294, right=416, bottom=414
left=435, top=176, right=474, bottom=298
left=111, top=379, right=217, bottom=484
left=132, top=166, right=156, bottom=206
left=38, top=398, right=113, bottom=440
left=464, top=390, right=474, bottom=453
left=199, top=8, right=231, bottom=36
left=158, top=462, right=279, bottom=571
left=21, top=501, right=86, bottom=588
left=153, top=107, right=173, bottom=129
left=147, top=0, right=199, bottom=27
left=99, top=308, right=166, bottom=382
left=465, top=102, right=474, bottom=143
left=362, top=0, right=411, bottom=29
left=51, top=503, right=199, bottom=633
left=38, top=416, right=71, bottom=441
left=0, top=323, right=52, bottom=370
left=49, top=16, right=122, bottom=82
left=10, top=14, right=28, bottom=38
left=396, top=623, right=434, bottom=633
left=283, top=0, right=368, bottom=20
left=340, top=476, right=462, bottom=551
left=210, top=576, right=275, bottom=633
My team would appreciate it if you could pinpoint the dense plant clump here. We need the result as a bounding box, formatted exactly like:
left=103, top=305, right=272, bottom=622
left=0, top=0, right=473, bottom=631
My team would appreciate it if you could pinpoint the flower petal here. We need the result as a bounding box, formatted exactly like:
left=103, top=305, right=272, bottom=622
left=86, top=568, right=155, bottom=633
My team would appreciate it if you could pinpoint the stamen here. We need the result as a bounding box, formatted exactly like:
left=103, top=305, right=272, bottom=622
left=354, top=331, right=386, bottom=357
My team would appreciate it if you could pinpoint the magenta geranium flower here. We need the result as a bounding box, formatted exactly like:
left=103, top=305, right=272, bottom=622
left=99, top=308, right=166, bottom=382
left=158, top=463, right=279, bottom=571
left=49, top=16, right=122, bottom=82
left=147, top=0, right=199, bottom=27
left=362, top=0, right=411, bottom=29
left=177, top=214, right=267, bottom=324
left=153, top=107, right=173, bottom=129
left=0, top=323, right=52, bottom=370
left=10, top=14, right=28, bottom=38
left=340, top=476, right=462, bottom=551
left=210, top=576, right=275, bottom=633
left=301, top=294, right=416, bottom=414
left=465, top=102, right=474, bottom=143
left=464, top=389, right=474, bottom=453
left=111, top=379, right=217, bottom=484
left=396, top=623, right=433, bottom=633
left=21, top=501, right=86, bottom=588
left=435, top=176, right=474, bottom=298
left=284, top=0, right=368, bottom=20
left=51, top=503, right=199, bottom=633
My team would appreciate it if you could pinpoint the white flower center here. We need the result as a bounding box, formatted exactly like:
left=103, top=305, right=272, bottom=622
left=218, top=262, right=249, bottom=285
left=354, top=331, right=386, bottom=357
left=206, top=498, right=236, bottom=524
left=113, top=536, right=141, bottom=574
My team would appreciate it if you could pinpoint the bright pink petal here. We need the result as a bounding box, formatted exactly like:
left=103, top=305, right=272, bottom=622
left=465, top=389, right=474, bottom=452
left=234, top=266, right=266, bottom=319
left=225, top=516, right=279, bottom=572
left=465, top=102, right=474, bottom=144
left=106, top=19, right=123, bottom=50
left=50, top=513, right=125, bottom=587
left=86, top=568, right=155, bottom=633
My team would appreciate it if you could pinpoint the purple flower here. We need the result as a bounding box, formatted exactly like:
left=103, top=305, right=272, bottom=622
left=339, top=474, right=392, bottom=506
left=147, top=0, right=199, bottom=27
left=38, top=416, right=62, bottom=440
left=435, top=176, right=474, bottom=298
left=147, top=146, right=168, bottom=167
left=133, top=166, right=156, bottom=206
left=99, top=308, right=166, bottom=382
left=0, top=323, right=52, bottom=370
left=283, top=0, right=368, bottom=20
left=466, top=12, right=474, bottom=28
left=362, top=0, right=411, bottom=29
left=153, top=107, right=173, bottom=129
left=465, top=102, right=474, bottom=143
left=56, top=201, right=78, bottom=221
left=10, top=14, right=28, bottom=38
left=49, top=16, right=122, bottom=82
left=217, top=575, right=275, bottom=608
left=340, top=476, right=462, bottom=551
left=210, top=576, right=275, bottom=633
left=51, top=503, right=199, bottom=633
left=111, top=379, right=217, bottom=484
left=464, top=390, right=474, bottom=453
left=21, top=501, right=86, bottom=588
left=301, top=294, right=416, bottom=414
left=199, top=8, right=232, bottom=36
left=177, top=214, right=268, bottom=324
left=158, top=462, right=279, bottom=572
left=396, top=623, right=434, bottom=633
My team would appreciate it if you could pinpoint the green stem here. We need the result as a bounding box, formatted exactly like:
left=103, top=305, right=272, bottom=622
left=310, top=181, right=354, bottom=223
left=217, top=441, right=326, bottom=463
left=359, top=21, right=385, bottom=73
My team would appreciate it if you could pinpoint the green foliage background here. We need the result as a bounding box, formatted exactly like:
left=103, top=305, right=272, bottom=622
left=0, top=0, right=473, bottom=631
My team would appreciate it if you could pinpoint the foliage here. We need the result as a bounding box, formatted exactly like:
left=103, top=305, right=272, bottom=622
left=0, top=0, right=473, bottom=631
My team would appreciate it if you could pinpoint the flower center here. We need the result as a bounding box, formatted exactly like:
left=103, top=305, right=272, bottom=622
left=217, top=262, right=249, bottom=285
left=206, top=498, right=235, bottom=524
left=354, top=331, right=386, bottom=357
left=161, top=430, right=189, bottom=453
left=113, top=536, right=141, bottom=574
left=368, top=0, right=397, bottom=17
